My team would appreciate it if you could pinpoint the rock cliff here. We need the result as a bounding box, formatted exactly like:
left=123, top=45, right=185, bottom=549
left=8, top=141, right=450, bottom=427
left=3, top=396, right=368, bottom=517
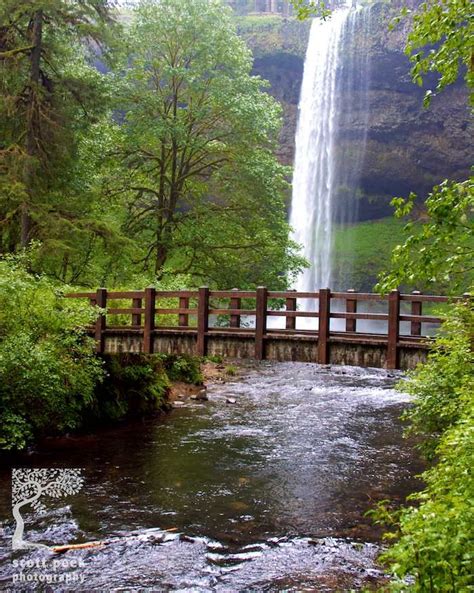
left=237, top=4, right=472, bottom=219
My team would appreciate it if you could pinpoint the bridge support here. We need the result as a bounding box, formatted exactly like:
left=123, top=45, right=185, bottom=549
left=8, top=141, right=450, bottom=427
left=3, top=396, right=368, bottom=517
left=285, top=290, right=297, bottom=330
left=197, top=286, right=209, bottom=356
left=318, top=288, right=331, bottom=364
left=230, top=288, right=241, bottom=328
left=255, top=286, right=268, bottom=360
left=346, top=289, right=357, bottom=333
left=411, top=291, right=422, bottom=336
left=143, top=287, right=156, bottom=354
left=387, top=289, right=400, bottom=369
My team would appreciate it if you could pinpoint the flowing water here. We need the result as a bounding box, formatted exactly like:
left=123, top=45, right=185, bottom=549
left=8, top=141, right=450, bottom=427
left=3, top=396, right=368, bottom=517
left=0, top=363, right=423, bottom=592
left=290, top=5, right=371, bottom=293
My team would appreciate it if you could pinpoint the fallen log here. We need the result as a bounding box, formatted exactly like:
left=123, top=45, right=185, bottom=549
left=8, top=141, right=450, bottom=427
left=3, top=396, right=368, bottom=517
left=51, top=541, right=107, bottom=554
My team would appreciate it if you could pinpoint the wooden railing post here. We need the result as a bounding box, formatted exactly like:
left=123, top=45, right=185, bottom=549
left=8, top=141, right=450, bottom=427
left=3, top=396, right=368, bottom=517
left=143, top=286, right=156, bottom=354
left=132, top=297, right=142, bottom=327
left=230, top=288, right=241, bottom=328
left=197, top=286, right=209, bottom=356
left=95, top=288, right=107, bottom=354
left=387, top=289, right=400, bottom=369
left=286, top=289, right=297, bottom=331
left=318, top=288, right=331, bottom=364
left=411, top=290, right=422, bottom=336
left=346, top=288, right=357, bottom=333
left=179, top=296, right=190, bottom=327
left=255, top=286, right=268, bottom=360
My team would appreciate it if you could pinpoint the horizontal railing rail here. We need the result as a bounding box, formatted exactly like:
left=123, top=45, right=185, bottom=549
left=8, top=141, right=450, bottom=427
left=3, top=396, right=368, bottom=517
left=65, top=287, right=470, bottom=370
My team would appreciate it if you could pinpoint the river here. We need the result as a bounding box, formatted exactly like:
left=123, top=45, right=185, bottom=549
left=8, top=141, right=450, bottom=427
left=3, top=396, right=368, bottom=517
left=0, top=362, right=423, bottom=592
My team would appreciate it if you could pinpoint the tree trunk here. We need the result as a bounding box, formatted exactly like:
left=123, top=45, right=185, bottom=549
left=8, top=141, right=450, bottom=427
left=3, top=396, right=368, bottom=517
left=155, top=241, right=168, bottom=278
left=21, top=9, right=43, bottom=248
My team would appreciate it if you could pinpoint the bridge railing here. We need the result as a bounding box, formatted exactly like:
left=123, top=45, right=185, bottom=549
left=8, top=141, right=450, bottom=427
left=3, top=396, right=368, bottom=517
left=66, top=288, right=469, bottom=369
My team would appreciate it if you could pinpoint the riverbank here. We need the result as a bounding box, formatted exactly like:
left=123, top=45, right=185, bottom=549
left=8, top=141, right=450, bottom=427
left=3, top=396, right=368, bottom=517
left=0, top=353, right=208, bottom=457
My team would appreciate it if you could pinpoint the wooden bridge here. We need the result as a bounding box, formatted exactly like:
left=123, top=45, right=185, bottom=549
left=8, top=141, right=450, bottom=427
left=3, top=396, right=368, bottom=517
left=66, top=288, right=467, bottom=370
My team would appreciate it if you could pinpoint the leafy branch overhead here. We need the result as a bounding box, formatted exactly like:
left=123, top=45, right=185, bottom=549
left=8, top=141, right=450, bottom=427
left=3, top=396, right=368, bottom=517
left=393, top=0, right=474, bottom=107
left=377, top=176, right=474, bottom=293
left=289, top=0, right=331, bottom=20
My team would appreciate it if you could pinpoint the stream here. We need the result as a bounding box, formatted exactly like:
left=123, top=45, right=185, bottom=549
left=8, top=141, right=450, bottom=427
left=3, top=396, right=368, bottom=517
left=0, top=362, right=423, bottom=592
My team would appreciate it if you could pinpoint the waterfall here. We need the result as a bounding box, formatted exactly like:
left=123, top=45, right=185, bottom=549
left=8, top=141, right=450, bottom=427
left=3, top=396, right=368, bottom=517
left=290, top=5, right=371, bottom=294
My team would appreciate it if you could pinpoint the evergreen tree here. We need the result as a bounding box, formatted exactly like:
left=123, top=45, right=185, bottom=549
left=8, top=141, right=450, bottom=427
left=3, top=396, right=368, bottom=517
left=0, top=0, right=117, bottom=262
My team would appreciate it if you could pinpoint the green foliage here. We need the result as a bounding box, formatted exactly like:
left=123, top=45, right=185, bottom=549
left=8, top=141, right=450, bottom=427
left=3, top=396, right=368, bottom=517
left=107, top=0, right=306, bottom=287
left=159, top=354, right=204, bottom=385
left=205, top=355, right=223, bottom=364
left=225, top=365, right=237, bottom=376
left=0, top=254, right=204, bottom=449
left=370, top=304, right=474, bottom=591
left=393, top=0, right=474, bottom=107
left=289, top=0, right=331, bottom=20
left=0, top=0, right=118, bottom=261
left=399, top=302, right=474, bottom=458
left=374, top=304, right=474, bottom=592
left=0, top=252, right=103, bottom=451
left=377, top=5, right=474, bottom=586
left=1, top=0, right=305, bottom=290
left=377, top=176, right=474, bottom=294
left=90, top=354, right=170, bottom=422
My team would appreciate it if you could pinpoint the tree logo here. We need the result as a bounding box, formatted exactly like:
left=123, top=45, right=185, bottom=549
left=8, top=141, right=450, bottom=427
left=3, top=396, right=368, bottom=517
left=12, top=468, right=84, bottom=550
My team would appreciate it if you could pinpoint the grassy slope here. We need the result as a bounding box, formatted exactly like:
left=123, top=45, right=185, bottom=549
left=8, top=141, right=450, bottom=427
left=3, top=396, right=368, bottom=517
left=332, top=217, right=408, bottom=291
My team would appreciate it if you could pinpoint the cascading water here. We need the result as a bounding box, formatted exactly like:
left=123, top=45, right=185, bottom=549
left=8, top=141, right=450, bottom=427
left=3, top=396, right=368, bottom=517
left=290, top=4, right=371, bottom=294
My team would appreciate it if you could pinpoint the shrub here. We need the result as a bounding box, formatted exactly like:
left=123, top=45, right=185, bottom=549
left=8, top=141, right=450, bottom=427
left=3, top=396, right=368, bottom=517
left=400, top=302, right=474, bottom=458
left=89, top=354, right=171, bottom=423
left=376, top=302, right=474, bottom=592
left=0, top=253, right=103, bottom=451
left=225, top=365, right=237, bottom=376
left=160, top=354, right=204, bottom=385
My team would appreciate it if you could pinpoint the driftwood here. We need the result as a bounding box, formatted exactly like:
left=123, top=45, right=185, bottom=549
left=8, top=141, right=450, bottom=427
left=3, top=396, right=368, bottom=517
left=52, top=541, right=106, bottom=554
left=51, top=528, right=178, bottom=554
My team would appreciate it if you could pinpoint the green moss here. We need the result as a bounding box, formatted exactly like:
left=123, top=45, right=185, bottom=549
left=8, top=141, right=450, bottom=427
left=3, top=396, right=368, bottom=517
left=205, top=355, right=223, bottom=364
left=159, top=354, right=204, bottom=385
left=88, top=354, right=171, bottom=424
left=225, top=365, right=237, bottom=376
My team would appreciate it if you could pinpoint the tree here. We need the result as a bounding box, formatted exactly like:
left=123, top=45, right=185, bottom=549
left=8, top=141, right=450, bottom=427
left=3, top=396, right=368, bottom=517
left=394, top=0, right=474, bottom=107
left=110, top=0, right=305, bottom=287
left=12, top=468, right=84, bottom=549
left=377, top=0, right=474, bottom=294
left=289, top=0, right=331, bottom=19
left=373, top=2, right=474, bottom=590
left=0, top=0, right=117, bottom=258
left=372, top=303, right=474, bottom=592
left=377, top=176, right=474, bottom=294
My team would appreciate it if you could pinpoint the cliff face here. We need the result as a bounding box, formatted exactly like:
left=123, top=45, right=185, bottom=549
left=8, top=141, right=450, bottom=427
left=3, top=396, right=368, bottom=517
left=238, top=5, right=472, bottom=219
left=236, top=16, right=310, bottom=165
left=355, top=2, right=472, bottom=218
